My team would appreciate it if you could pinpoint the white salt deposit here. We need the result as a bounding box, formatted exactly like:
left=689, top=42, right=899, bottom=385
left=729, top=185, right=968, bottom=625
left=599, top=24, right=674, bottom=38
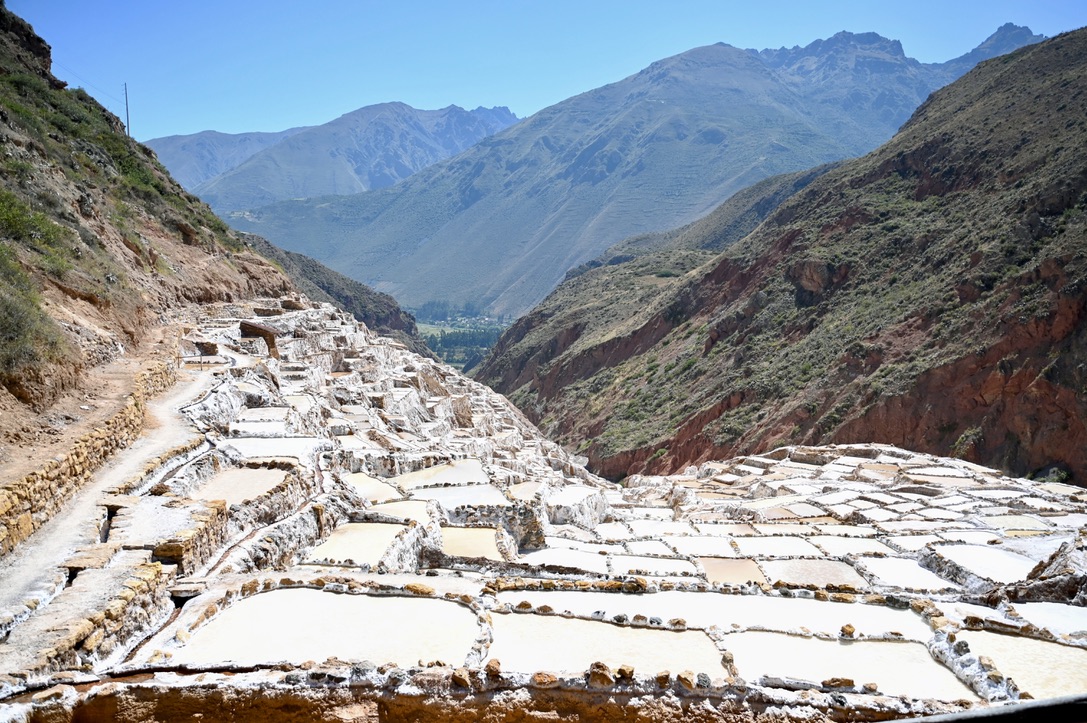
left=307, top=522, right=405, bottom=565
left=957, top=630, right=1087, bottom=700
left=933, top=544, right=1038, bottom=583
left=193, top=467, right=285, bottom=505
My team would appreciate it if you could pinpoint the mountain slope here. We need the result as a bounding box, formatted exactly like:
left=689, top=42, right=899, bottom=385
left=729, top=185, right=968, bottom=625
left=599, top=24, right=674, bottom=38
left=184, top=103, right=518, bottom=212
left=144, top=127, right=310, bottom=190
left=231, top=25, right=1043, bottom=317
left=0, top=6, right=423, bottom=411
left=479, top=28, right=1087, bottom=483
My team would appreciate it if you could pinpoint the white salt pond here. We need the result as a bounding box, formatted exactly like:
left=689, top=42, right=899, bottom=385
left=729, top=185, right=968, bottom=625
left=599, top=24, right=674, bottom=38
left=668, top=537, right=737, bottom=557
left=442, top=527, right=503, bottom=561
left=219, top=436, right=324, bottom=463
left=391, top=459, right=488, bottom=490
left=193, top=467, right=285, bottom=505
left=699, top=558, right=767, bottom=585
left=307, top=522, right=404, bottom=565
left=760, top=559, right=869, bottom=589
left=369, top=500, right=432, bottom=523
left=1012, top=601, right=1087, bottom=637
left=857, top=557, right=958, bottom=591
left=721, top=632, right=976, bottom=701
left=626, top=540, right=676, bottom=556
left=340, top=472, right=401, bottom=503
left=610, top=555, right=698, bottom=576
left=543, top=536, right=625, bottom=554
left=625, top=519, right=697, bottom=537
left=695, top=523, right=758, bottom=536
left=411, top=484, right=511, bottom=508
left=883, top=534, right=941, bottom=552
left=810, top=536, right=896, bottom=557
left=517, top=548, right=610, bottom=575
left=933, top=544, right=1038, bottom=583
left=957, top=630, right=1087, bottom=700
left=173, top=589, right=478, bottom=666
left=733, top=536, right=823, bottom=558
left=487, top=613, right=725, bottom=676
left=494, top=591, right=932, bottom=640
left=508, top=481, right=542, bottom=501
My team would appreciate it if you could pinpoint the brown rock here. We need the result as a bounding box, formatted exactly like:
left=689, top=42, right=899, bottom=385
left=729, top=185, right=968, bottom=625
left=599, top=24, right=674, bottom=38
left=484, top=658, right=501, bottom=677
left=587, top=661, right=614, bottom=688
left=617, top=664, right=635, bottom=681
left=676, top=670, right=697, bottom=691
left=656, top=670, right=671, bottom=688
left=450, top=667, right=471, bottom=688
left=404, top=583, right=435, bottom=596
left=840, top=623, right=856, bottom=638
left=530, top=671, right=559, bottom=688
left=822, top=677, right=854, bottom=688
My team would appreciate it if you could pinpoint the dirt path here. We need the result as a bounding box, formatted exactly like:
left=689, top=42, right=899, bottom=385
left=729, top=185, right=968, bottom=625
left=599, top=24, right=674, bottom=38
left=0, top=362, right=217, bottom=611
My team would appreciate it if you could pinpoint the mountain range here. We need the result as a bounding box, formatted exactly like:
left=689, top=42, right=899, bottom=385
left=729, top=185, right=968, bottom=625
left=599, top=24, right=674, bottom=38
left=147, top=103, right=518, bottom=212
left=478, top=27, right=1087, bottom=483
left=227, top=24, right=1043, bottom=317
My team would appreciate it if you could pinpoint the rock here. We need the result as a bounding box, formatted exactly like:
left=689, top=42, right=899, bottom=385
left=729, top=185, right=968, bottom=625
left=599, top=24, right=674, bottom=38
left=404, top=583, right=435, bottom=596
left=677, top=670, right=697, bottom=691
left=617, top=664, right=635, bottom=681
left=587, top=661, right=614, bottom=688
left=656, top=670, right=671, bottom=688
left=484, top=658, right=501, bottom=678
left=530, top=671, right=560, bottom=688
left=840, top=623, right=856, bottom=638
left=822, top=677, right=854, bottom=688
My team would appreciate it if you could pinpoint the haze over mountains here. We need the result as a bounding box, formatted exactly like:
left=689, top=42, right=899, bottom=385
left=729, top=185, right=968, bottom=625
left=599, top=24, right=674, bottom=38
left=479, top=27, right=1087, bottom=482
left=147, top=104, right=518, bottom=212
left=222, top=24, right=1043, bottom=317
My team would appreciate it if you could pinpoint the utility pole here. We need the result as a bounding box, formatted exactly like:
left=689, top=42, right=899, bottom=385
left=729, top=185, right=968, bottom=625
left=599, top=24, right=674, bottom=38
left=124, top=82, right=130, bottom=137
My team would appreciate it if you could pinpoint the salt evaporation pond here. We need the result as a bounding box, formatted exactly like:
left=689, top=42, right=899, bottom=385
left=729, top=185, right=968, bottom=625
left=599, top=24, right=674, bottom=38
left=411, top=484, right=511, bottom=508
left=487, top=613, right=725, bottom=675
left=341, top=472, right=401, bottom=503
left=810, top=536, right=895, bottom=557
left=957, top=630, right=1087, bottom=699
left=699, top=558, right=767, bottom=585
left=369, top=500, right=432, bottom=523
left=669, top=536, right=738, bottom=557
left=507, top=481, right=542, bottom=501
left=494, top=591, right=932, bottom=641
left=721, top=632, right=976, bottom=701
left=306, top=522, right=404, bottom=565
left=760, top=559, right=869, bottom=589
left=517, top=548, right=610, bottom=575
left=193, top=467, right=285, bottom=505
left=442, top=527, right=503, bottom=560
left=219, top=437, right=324, bottom=463
left=1012, top=601, right=1087, bottom=637
left=610, top=555, right=699, bottom=576
left=933, top=544, right=1037, bottom=583
left=733, top=536, right=823, bottom=557
left=391, top=459, right=488, bottom=490
left=174, top=589, right=479, bottom=666
left=857, top=557, right=958, bottom=591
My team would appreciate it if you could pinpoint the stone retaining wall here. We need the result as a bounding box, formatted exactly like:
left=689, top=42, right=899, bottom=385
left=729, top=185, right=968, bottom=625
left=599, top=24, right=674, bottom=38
left=0, top=361, right=177, bottom=558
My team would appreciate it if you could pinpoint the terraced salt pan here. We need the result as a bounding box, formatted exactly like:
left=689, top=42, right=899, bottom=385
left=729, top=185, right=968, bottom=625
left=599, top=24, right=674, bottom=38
left=487, top=613, right=725, bottom=676
left=938, top=530, right=1000, bottom=544
left=307, top=522, right=405, bottom=565
left=933, top=544, right=1037, bottom=583
left=980, top=514, right=1049, bottom=530
left=507, top=481, right=542, bottom=501
left=219, top=436, right=324, bottom=462
left=816, top=525, right=877, bottom=537
left=760, top=559, right=869, bottom=589
left=626, top=540, right=676, bottom=556
left=411, top=484, right=511, bottom=508
left=494, top=591, right=932, bottom=640
left=543, top=536, right=624, bottom=554
left=883, top=534, right=941, bottom=552
left=721, top=632, right=976, bottom=701
left=174, top=589, right=478, bottom=666
left=369, top=500, right=432, bottom=523
left=341, top=472, right=401, bottom=503
left=699, top=558, right=767, bottom=585
left=391, top=459, right=488, bottom=490
left=809, top=536, right=895, bottom=557
left=855, top=557, right=957, bottom=591
left=733, top=536, right=823, bottom=558
left=625, top=519, right=697, bottom=537
left=547, top=485, right=600, bottom=506
left=669, top=536, right=737, bottom=557
left=957, top=630, right=1087, bottom=700
left=517, top=548, right=610, bottom=575
left=442, top=527, right=503, bottom=560
left=610, top=555, right=698, bottom=576
left=695, top=523, right=757, bottom=536
left=1012, top=601, right=1087, bottom=637
left=594, top=522, right=634, bottom=540
left=193, top=467, right=285, bottom=505
left=284, top=394, right=315, bottom=415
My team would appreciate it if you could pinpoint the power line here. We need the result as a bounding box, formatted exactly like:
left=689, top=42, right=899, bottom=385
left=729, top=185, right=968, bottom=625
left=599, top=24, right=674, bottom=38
left=50, top=59, right=126, bottom=105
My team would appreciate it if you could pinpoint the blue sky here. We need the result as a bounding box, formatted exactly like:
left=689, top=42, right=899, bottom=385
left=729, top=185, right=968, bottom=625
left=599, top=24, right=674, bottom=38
left=9, top=1, right=1087, bottom=141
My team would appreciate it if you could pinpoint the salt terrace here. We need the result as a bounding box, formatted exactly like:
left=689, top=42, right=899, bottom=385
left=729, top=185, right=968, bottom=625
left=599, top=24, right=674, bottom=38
left=1, top=297, right=1086, bottom=722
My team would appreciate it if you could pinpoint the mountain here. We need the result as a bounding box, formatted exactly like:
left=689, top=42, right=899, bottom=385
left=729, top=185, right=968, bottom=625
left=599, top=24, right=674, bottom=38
left=477, top=28, right=1087, bottom=483
left=144, top=127, right=311, bottom=190
left=156, top=103, right=519, bottom=213
left=230, top=25, right=1043, bottom=318
left=0, top=7, right=422, bottom=410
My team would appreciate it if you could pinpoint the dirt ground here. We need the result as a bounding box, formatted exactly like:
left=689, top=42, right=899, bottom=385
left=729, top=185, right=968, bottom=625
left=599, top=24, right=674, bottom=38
left=0, top=324, right=178, bottom=487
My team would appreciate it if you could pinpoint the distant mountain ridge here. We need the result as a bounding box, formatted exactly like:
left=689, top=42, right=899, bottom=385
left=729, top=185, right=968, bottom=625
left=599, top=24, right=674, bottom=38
left=478, top=27, right=1087, bottom=482
left=229, top=24, right=1044, bottom=317
left=148, top=103, right=519, bottom=213
left=144, top=126, right=310, bottom=190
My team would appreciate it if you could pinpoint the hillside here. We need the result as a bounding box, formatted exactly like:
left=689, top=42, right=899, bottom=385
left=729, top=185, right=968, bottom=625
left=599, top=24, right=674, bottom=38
left=478, top=28, right=1087, bottom=484
left=163, top=103, right=518, bottom=213
left=144, top=126, right=310, bottom=190
left=230, top=25, right=1042, bottom=317
left=0, top=7, right=422, bottom=450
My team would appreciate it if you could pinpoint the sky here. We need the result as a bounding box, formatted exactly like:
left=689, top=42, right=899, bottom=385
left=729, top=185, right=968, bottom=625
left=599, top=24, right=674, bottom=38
left=9, top=1, right=1087, bottom=142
